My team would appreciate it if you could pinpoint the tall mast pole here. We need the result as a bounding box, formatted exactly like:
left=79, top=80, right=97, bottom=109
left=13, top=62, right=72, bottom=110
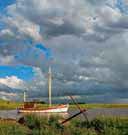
left=48, top=66, right=52, bottom=106
left=23, top=91, right=26, bottom=102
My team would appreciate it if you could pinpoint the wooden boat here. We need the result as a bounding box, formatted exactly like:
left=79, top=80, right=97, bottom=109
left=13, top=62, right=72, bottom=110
left=18, top=103, right=69, bottom=113
left=18, top=67, right=69, bottom=113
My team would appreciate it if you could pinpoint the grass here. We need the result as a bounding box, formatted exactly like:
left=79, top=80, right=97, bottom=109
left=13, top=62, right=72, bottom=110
left=0, top=99, right=128, bottom=110
left=0, top=114, right=128, bottom=135
left=0, top=120, right=29, bottom=135
left=0, top=99, right=22, bottom=110
left=65, top=116, right=128, bottom=135
left=70, top=103, right=128, bottom=110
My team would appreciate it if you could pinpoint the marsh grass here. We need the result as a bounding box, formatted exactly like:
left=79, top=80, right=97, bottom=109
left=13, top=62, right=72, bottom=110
left=21, top=114, right=128, bottom=135
left=0, top=120, right=29, bottom=135
left=0, top=115, right=128, bottom=135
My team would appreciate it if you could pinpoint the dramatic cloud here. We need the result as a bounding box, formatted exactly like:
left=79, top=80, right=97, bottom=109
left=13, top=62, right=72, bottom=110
left=0, top=0, right=128, bottom=103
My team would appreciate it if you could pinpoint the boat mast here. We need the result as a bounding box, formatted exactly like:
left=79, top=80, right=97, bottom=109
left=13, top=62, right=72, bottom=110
left=23, top=91, right=26, bottom=102
left=48, top=66, right=52, bottom=106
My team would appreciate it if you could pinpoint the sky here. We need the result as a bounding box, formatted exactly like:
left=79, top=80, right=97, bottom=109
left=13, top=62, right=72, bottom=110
left=0, top=0, right=128, bottom=103
left=0, top=0, right=15, bottom=11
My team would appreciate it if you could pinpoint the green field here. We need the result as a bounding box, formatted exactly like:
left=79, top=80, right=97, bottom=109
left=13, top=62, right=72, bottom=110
left=0, top=99, right=128, bottom=110
left=70, top=103, right=128, bottom=110
left=0, top=99, right=21, bottom=110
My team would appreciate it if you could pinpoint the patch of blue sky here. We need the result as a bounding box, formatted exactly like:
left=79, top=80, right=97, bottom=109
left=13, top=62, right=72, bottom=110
left=36, top=43, right=53, bottom=60
left=0, top=0, right=15, bottom=12
left=15, top=45, right=40, bottom=61
left=23, top=38, right=33, bottom=45
left=15, top=41, right=53, bottom=62
left=106, top=0, right=128, bottom=15
left=116, top=0, right=128, bottom=14
left=0, top=22, right=5, bottom=30
left=23, top=39, right=52, bottom=60
left=0, top=65, right=34, bottom=80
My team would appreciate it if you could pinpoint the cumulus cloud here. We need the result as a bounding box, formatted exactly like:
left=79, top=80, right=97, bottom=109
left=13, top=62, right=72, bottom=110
left=1, top=0, right=128, bottom=42
left=0, top=76, right=24, bottom=89
left=0, top=0, right=128, bottom=103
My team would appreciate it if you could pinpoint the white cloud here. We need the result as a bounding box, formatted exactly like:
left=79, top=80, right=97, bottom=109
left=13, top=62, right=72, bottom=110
left=0, top=55, right=15, bottom=65
left=0, top=91, right=17, bottom=96
left=97, top=5, right=122, bottom=25
left=1, top=0, right=127, bottom=42
left=2, top=0, right=95, bottom=39
left=0, top=76, right=24, bottom=89
left=0, top=29, right=14, bottom=37
left=2, top=15, right=42, bottom=41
